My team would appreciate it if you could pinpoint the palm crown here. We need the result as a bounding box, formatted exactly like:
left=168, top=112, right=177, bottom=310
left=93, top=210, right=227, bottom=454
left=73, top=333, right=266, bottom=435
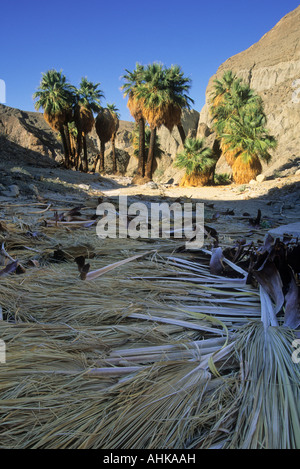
left=134, top=62, right=194, bottom=130
left=75, top=77, right=104, bottom=114
left=33, top=69, right=75, bottom=116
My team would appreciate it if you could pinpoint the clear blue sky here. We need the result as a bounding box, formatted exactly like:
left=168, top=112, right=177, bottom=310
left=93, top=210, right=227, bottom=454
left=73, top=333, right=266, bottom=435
left=0, top=0, right=299, bottom=121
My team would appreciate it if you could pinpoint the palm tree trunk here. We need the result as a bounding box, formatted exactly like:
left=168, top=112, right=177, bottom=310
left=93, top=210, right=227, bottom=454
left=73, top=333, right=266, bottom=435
left=99, top=140, right=105, bottom=173
left=137, top=117, right=146, bottom=177
left=145, top=126, right=156, bottom=180
left=177, top=123, right=186, bottom=145
left=82, top=135, right=88, bottom=172
left=64, top=124, right=72, bottom=168
left=111, top=134, right=117, bottom=173
left=59, top=126, right=70, bottom=169
left=76, top=130, right=83, bottom=171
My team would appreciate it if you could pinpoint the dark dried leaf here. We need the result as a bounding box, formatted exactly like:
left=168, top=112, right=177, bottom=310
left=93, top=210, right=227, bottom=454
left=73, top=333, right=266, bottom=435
left=283, top=267, right=300, bottom=329
left=253, top=260, right=284, bottom=315
left=75, top=256, right=90, bottom=280
left=0, top=260, right=19, bottom=278
left=249, top=209, right=261, bottom=226
left=287, top=245, right=300, bottom=274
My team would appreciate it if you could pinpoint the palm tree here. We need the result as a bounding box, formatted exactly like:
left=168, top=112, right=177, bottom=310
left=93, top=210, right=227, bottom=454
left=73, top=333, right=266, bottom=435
left=93, top=107, right=118, bottom=173
left=73, top=77, right=104, bottom=172
left=210, top=70, right=276, bottom=181
left=106, top=104, right=120, bottom=173
left=121, top=64, right=146, bottom=177
left=33, top=69, right=75, bottom=168
left=210, top=71, right=256, bottom=166
left=222, top=107, right=277, bottom=183
left=135, top=63, right=194, bottom=180
left=174, top=137, right=216, bottom=187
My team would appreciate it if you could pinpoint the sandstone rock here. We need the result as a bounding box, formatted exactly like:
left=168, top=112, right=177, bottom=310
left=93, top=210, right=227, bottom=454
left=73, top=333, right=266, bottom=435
left=145, top=181, right=159, bottom=190
left=256, top=174, right=266, bottom=183
left=156, top=109, right=199, bottom=159
left=197, top=6, right=300, bottom=178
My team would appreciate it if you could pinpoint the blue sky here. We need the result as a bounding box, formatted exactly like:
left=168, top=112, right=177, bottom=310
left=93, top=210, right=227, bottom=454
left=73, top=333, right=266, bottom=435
left=0, top=0, right=299, bottom=121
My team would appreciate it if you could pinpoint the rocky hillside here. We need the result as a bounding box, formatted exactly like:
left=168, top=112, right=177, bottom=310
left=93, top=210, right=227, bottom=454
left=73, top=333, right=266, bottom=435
left=0, top=103, right=136, bottom=170
left=0, top=102, right=199, bottom=182
left=198, top=5, right=300, bottom=177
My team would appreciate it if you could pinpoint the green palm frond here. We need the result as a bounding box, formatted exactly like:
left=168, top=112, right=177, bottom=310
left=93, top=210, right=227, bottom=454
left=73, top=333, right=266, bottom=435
left=33, top=69, right=75, bottom=115
left=210, top=70, right=277, bottom=168
left=107, top=103, right=120, bottom=119
left=121, top=63, right=145, bottom=97
left=76, top=77, right=104, bottom=113
left=174, top=137, right=215, bottom=175
left=222, top=106, right=277, bottom=163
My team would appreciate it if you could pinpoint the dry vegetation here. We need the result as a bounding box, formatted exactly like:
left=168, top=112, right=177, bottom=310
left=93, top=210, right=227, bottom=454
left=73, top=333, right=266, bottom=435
left=0, top=175, right=299, bottom=449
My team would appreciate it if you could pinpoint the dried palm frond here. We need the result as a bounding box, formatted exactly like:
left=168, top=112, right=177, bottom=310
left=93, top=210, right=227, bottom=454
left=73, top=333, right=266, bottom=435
left=179, top=171, right=213, bottom=187
left=127, top=95, right=144, bottom=121
left=232, top=153, right=262, bottom=184
left=228, top=321, right=300, bottom=449
left=0, top=201, right=299, bottom=449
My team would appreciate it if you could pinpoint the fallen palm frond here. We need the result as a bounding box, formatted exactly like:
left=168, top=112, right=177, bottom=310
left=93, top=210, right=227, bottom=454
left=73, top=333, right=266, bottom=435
left=228, top=321, right=300, bottom=449
left=0, top=200, right=299, bottom=449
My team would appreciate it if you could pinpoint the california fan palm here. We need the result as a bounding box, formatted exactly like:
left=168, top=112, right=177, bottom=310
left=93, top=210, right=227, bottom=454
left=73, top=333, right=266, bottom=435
left=33, top=69, right=75, bottom=168
left=93, top=107, right=118, bottom=173
left=174, top=137, right=216, bottom=187
left=210, top=70, right=276, bottom=182
left=223, top=106, right=277, bottom=183
left=74, top=77, right=104, bottom=172
left=135, top=63, right=194, bottom=180
left=121, top=64, right=146, bottom=178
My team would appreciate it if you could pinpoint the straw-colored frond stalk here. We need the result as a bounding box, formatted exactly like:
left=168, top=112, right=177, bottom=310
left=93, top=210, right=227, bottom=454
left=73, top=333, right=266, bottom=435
left=141, top=103, right=166, bottom=130
left=0, top=204, right=299, bottom=449
left=232, top=153, right=262, bottom=184
left=179, top=170, right=214, bottom=187
left=95, top=108, right=116, bottom=143
left=74, top=105, right=94, bottom=135
left=127, top=94, right=144, bottom=121
left=220, top=140, right=241, bottom=167
left=44, top=109, right=70, bottom=132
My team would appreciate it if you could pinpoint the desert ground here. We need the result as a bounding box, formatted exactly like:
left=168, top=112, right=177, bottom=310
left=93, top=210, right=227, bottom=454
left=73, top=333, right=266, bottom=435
left=1, top=160, right=299, bottom=237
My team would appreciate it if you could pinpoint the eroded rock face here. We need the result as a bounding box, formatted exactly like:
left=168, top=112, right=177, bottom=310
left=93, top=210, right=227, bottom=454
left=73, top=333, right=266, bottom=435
left=0, top=104, right=62, bottom=166
left=198, top=6, right=300, bottom=177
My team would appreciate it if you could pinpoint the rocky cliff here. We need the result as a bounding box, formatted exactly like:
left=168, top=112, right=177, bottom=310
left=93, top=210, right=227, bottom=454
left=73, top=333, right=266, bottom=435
left=198, top=5, right=300, bottom=177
